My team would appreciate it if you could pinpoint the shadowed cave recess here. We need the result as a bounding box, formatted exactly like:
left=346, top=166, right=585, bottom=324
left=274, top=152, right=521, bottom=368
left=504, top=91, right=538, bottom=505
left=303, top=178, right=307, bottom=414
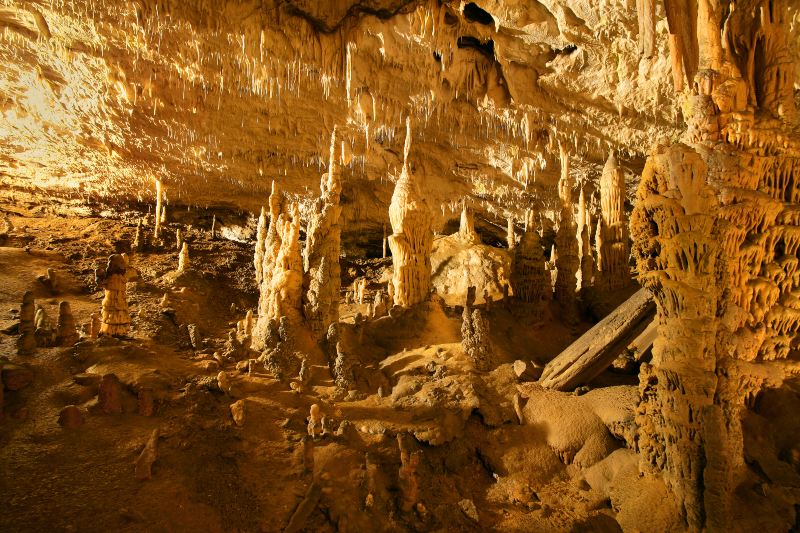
left=1, top=0, right=800, bottom=531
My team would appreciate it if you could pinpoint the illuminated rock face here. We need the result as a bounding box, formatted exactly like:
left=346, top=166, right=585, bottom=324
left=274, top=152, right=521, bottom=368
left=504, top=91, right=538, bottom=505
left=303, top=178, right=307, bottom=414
left=388, top=120, right=433, bottom=308
left=631, top=2, right=800, bottom=529
left=0, top=0, right=699, bottom=238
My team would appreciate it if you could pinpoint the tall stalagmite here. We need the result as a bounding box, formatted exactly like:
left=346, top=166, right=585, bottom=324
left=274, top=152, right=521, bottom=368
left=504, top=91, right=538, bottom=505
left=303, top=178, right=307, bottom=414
left=511, top=211, right=549, bottom=304
left=303, top=126, right=342, bottom=340
left=98, top=254, right=130, bottom=337
left=597, top=153, right=630, bottom=291
left=257, top=204, right=303, bottom=342
left=388, top=118, right=433, bottom=308
left=576, top=187, right=595, bottom=290
left=252, top=180, right=285, bottom=349
left=554, top=142, right=579, bottom=312
left=457, top=205, right=480, bottom=245
left=254, top=206, right=267, bottom=286
left=631, top=1, right=800, bottom=529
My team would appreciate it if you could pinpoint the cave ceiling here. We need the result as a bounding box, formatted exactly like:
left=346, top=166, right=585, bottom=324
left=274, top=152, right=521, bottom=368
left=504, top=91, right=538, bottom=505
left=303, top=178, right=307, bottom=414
left=3, top=0, right=782, bottom=235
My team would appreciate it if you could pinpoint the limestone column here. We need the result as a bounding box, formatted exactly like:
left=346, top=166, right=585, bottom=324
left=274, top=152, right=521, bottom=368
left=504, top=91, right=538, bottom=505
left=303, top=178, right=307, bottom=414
left=388, top=118, right=433, bottom=307
left=304, top=126, right=343, bottom=339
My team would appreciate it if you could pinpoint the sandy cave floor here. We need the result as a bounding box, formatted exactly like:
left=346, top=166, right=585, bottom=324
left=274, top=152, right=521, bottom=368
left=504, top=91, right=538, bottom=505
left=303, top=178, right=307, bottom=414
left=1, top=194, right=800, bottom=533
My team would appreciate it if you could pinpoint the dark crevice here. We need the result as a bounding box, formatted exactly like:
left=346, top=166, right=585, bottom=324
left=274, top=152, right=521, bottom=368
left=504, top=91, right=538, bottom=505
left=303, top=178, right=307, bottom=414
left=463, top=2, right=494, bottom=25
left=554, top=44, right=578, bottom=55
left=457, top=36, right=495, bottom=60
left=280, top=0, right=423, bottom=34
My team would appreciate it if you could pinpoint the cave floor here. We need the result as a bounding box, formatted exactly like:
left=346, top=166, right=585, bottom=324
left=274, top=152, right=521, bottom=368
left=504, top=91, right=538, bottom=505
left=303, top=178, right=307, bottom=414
left=1, top=195, right=799, bottom=533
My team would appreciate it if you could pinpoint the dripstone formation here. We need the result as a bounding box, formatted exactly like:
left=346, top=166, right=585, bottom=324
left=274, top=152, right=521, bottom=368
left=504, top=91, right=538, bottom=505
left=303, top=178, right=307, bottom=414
left=303, top=127, right=343, bottom=340
left=3, top=1, right=800, bottom=531
left=97, top=254, right=130, bottom=337
left=388, top=119, right=433, bottom=308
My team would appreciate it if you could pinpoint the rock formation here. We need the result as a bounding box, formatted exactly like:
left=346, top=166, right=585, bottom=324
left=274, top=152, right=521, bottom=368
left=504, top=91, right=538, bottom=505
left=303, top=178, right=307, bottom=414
left=177, top=243, right=189, bottom=273
left=303, top=126, right=343, bottom=340
left=88, top=313, right=100, bottom=339
left=554, top=142, right=579, bottom=314
left=457, top=206, right=480, bottom=245
left=252, top=181, right=289, bottom=350
left=97, top=254, right=130, bottom=337
left=461, top=306, right=492, bottom=372
left=596, top=153, right=630, bottom=292
left=511, top=211, right=549, bottom=304
left=34, top=305, right=54, bottom=347
left=132, top=219, right=143, bottom=252
left=56, top=301, right=79, bottom=347
left=630, top=2, right=800, bottom=529
left=97, top=374, right=123, bottom=414
left=307, top=404, right=322, bottom=439
left=576, top=188, right=595, bottom=290
left=254, top=206, right=267, bottom=287
left=153, top=178, right=163, bottom=242
left=506, top=218, right=516, bottom=250
left=135, top=428, right=159, bottom=480
left=388, top=119, right=432, bottom=308
left=16, top=291, right=36, bottom=355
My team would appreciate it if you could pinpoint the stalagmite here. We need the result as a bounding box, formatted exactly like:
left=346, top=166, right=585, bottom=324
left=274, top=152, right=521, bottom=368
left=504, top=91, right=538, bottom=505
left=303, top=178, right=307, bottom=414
left=511, top=211, right=549, bottom=304
left=461, top=306, right=492, bottom=371
left=154, top=178, right=162, bottom=241
left=132, top=220, right=143, bottom=252
left=303, top=126, right=342, bottom=340
left=307, top=404, right=322, bottom=438
left=97, top=254, right=130, bottom=337
left=554, top=142, right=579, bottom=314
left=596, top=153, right=630, bottom=292
left=576, top=188, right=595, bottom=290
left=261, top=204, right=303, bottom=326
left=135, top=428, right=159, bottom=480
left=506, top=218, right=515, bottom=250
left=34, top=305, right=54, bottom=346
left=88, top=313, right=100, bottom=340
left=16, top=291, right=36, bottom=355
left=177, top=242, right=189, bottom=272
left=254, top=206, right=267, bottom=286
left=388, top=118, right=433, bottom=307
left=457, top=205, right=480, bottom=245
left=56, top=301, right=79, bottom=346
left=252, top=180, right=289, bottom=349
left=176, top=228, right=183, bottom=250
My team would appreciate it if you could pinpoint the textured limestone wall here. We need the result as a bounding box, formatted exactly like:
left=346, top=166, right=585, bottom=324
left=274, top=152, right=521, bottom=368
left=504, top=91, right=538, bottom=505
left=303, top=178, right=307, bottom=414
left=630, top=1, right=800, bottom=528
